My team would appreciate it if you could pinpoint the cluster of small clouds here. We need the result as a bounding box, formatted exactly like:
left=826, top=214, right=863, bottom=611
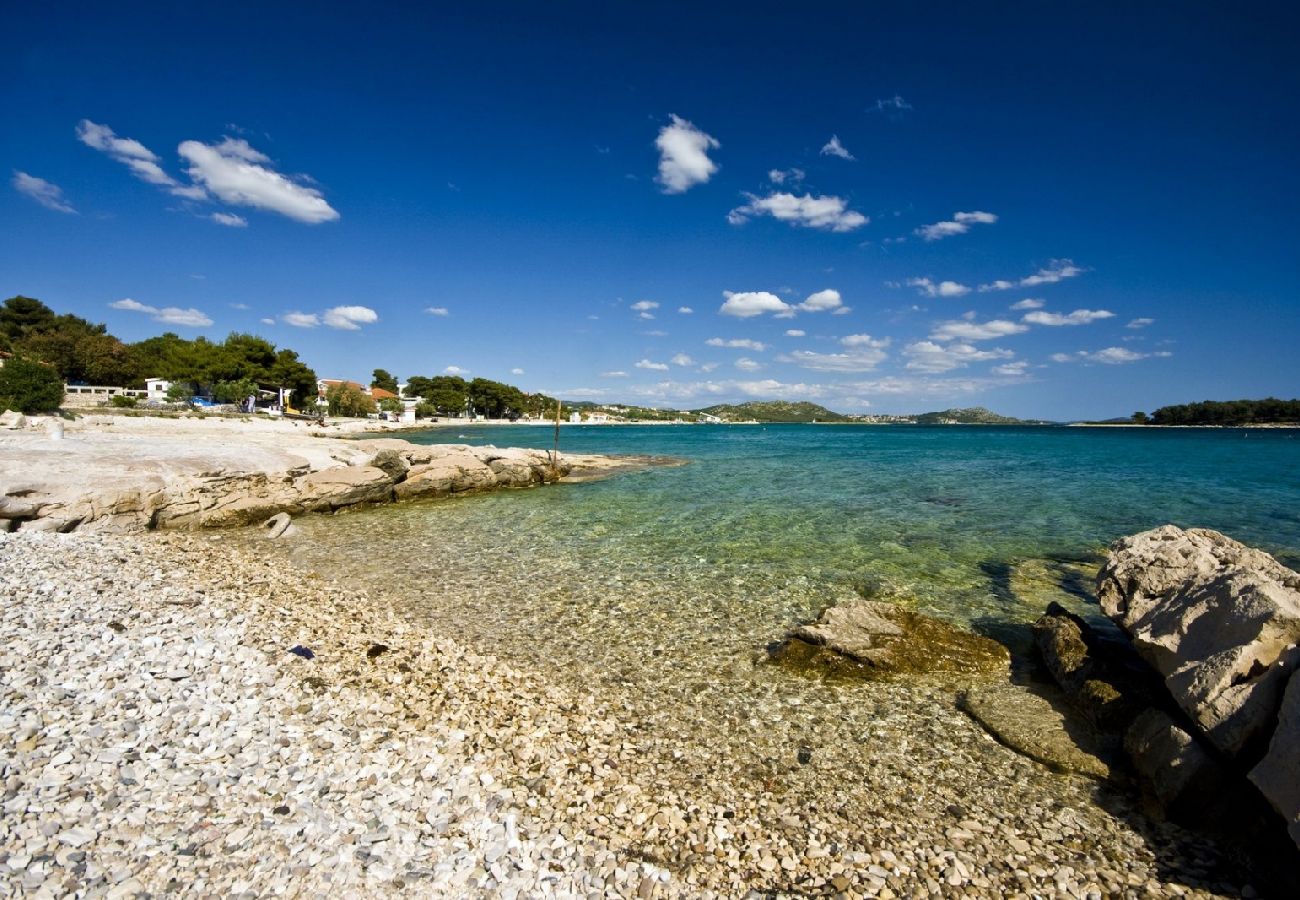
left=906, top=277, right=970, bottom=298
left=110, top=298, right=213, bottom=327
left=778, top=333, right=890, bottom=373
left=979, top=260, right=1085, bottom=292
left=280, top=305, right=379, bottom=331
left=915, top=210, right=997, bottom=242
left=719, top=288, right=849, bottom=318
left=1051, top=347, right=1173, bottom=365
left=20, top=119, right=341, bottom=227
left=819, top=136, right=855, bottom=161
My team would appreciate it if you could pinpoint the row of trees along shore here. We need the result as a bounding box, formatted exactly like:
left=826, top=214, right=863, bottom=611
left=1136, top=398, right=1300, bottom=426
left=0, top=295, right=554, bottom=419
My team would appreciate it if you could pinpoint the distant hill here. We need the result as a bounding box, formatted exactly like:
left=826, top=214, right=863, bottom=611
left=912, top=407, right=1029, bottom=425
left=692, top=400, right=852, bottom=423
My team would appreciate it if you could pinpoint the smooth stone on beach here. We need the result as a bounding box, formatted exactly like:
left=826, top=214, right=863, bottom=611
left=960, top=684, right=1117, bottom=779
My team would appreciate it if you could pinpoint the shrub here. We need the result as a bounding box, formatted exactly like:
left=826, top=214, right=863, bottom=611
left=0, top=357, right=65, bottom=413
left=110, top=394, right=138, bottom=408
left=325, top=382, right=376, bottom=417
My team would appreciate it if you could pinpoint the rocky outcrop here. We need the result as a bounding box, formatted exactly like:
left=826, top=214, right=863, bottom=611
left=770, top=597, right=1010, bottom=680
left=0, top=419, right=651, bottom=533
left=1097, top=525, right=1300, bottom=760
left=1098, top=525, right=1300, bottom=850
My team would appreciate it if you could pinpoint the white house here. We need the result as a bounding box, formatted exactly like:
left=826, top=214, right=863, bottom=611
left=145, top=378, right=172, bottom=401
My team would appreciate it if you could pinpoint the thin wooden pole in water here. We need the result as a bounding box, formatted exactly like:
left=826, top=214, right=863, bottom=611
left=551, top=399, right=562, bottom=481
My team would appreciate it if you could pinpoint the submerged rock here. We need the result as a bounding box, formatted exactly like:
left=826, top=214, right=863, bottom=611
left=770, top=597, right=1009, bottom=680
left=960, top=684, right=1118, bottom=780
left=1097, top=525, right=1300, bottom=760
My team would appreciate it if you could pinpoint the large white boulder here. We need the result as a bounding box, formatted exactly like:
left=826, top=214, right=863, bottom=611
left=1097, top=525, right=1300, bottom=759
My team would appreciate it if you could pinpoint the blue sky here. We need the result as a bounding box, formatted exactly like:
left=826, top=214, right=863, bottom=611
left=3, top=2, right=1297, bottom=419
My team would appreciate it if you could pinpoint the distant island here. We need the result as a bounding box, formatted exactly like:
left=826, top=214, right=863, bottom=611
left=564, top=401, right=1038, bottom=425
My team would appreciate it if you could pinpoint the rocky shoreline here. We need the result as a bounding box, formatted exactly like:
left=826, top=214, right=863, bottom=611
left=0, top=414, right=661, bottom=534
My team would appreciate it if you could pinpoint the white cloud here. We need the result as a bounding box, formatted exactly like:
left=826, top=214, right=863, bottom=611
left=12, top=171, right=76, bottom=213
left=981, top=259, right=1085, bottom=292
left=915, top=210, right=997, bottom=241
left=210, top=212, right=248, bottom=227
left=728, top=192, right=868, bottom=232
left=282, top=312, right=320, bottom=328
left=735, top=357, right=762, bottom=371
left=678, top=306, right=693, bottom=314
left=1022, top=308, right=1114, bottom=326
left=993, top=361, right=1030, bottom=377
left=904, top=340, right=1014, bottom=373
left=699, top=362, right=719, bottom=372
left=638, top=312, right=655, bottom=320
left=322, top=305, right=378, bottom=330
left=655, top=114, right=719, bottom=194
left=1127, top=317, right=1155, bottom=329
left=260, top=317, right=275, bottom=325
left=511, top=367, right=525, bottom=375
left=76, top=120, right=185, bottom=191
left=425, top=307, right=450, bottom=316
left=798, top=288, right=844, bottom=313
left=1010, top=298, right=1044, bottom=310
left=229, top=303, right=250, bottom=310
left=907, top=277, right=971, bottom=298
left=768, top=168, right=805, bottom=185
left=840, top=333, right=888, bottom=348
left=631, top=300, right=659, bottom=312
left=178, top=137, right=339, bottom=223
left=1052, top=347, right=1173, bottom=365
left=707, top=337, right=767, bottom=351
left=930, top=318, right=1029, bottom=341
left=820, top=135, right=855, bottom=161
left=444, top=366, right=468, bottom=375
left=636, top=359, right=670, bottom=371
left=785, top=329, right=806, bottom=337
left=109, top=297, right=213, bottom=327
left=643, top=329, right=668, bottom=336
left=670, top=353, right=695, bottom=366
left=719, top=290, right=792, bottom=318
left=871, top=95, right=912, bottom=113
left=601, top=371, right=629, bottom=378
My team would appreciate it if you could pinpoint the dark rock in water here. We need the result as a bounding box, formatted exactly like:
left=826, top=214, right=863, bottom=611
left=770, top=597, right=1009, bottom=680
left=1032, top=601, right=1158, bottom=732
left=366, top=643, right=389, bottom=659
left=289, top=645, right=315, bottom=660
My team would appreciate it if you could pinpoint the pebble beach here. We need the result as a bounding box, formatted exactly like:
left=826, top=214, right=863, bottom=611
left=1, top=528, right=1264, bottom=898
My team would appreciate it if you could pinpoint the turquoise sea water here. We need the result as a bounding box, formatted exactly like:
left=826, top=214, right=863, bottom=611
left=268, top=422, right=1300, bottom=686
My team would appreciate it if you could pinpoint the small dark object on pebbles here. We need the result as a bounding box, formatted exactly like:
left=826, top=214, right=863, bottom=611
left=366, top=643, right=389, bottom=659
left=273, top=805, right=290, bottom=815
left=289, top=645, right=315, bottom=660
left=946, top=803, right=967, bottom=818
left=797, top=746, right=813, bottom=765
left=107, top=621, right=125, bottom=633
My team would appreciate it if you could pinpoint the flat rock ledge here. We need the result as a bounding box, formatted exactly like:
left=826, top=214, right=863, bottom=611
left=0, top=416, right=657, bottom=533
left=770, top=597, right=1011, bottom=680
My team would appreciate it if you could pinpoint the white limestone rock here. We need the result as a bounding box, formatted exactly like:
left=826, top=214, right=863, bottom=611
left=1097, top=525, right=1300, bottom=758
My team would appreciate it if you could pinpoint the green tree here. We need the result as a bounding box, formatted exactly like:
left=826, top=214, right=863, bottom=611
left=405, top=374, right=468, bottom=415
left=0, top=296, right=57, bottom=348
left=268, top=349, right=318, bottom=408
left=211, top=377, right=260, bottom=404
left=325, top=382, right=376, bottom=417
left=371, top=368, right=398, bottom=393
left=0, top=357, right=65, bottom=413
left=1132, top=411, right=1149, bottom=424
